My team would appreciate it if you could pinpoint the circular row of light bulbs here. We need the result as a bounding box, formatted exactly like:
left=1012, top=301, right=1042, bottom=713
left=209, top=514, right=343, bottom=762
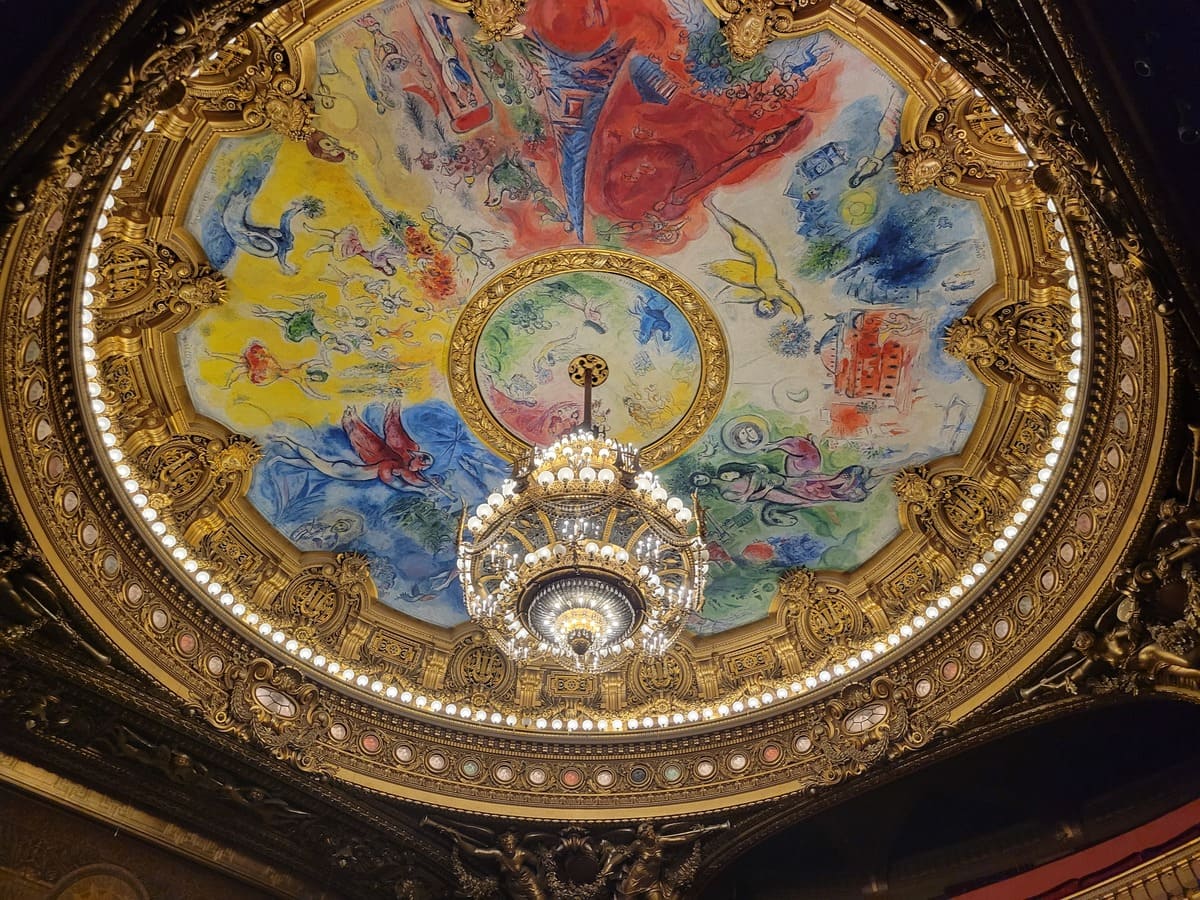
left=75, top=119, right=1083, bottom=736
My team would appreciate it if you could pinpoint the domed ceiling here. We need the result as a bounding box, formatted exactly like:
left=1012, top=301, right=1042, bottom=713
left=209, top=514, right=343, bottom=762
left=0, top=0, right=1168, bottom=822
left=175, top=0, right=994, bottom=634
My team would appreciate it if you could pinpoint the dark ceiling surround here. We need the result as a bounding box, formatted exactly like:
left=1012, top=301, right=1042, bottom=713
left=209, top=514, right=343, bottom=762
left=1044, top=0, right=1200, bottom=381
left=698, top=699, right=1200, bottom=899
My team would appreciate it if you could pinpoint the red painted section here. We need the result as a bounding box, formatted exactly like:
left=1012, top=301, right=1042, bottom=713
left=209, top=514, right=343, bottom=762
left=952, top=797, right=1200, bottom=899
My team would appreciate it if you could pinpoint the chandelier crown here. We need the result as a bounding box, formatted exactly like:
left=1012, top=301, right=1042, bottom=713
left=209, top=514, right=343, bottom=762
left=458, top=359, right=708, bottom=672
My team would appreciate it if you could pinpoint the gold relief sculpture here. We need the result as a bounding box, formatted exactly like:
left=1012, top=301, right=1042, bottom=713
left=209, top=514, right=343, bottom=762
left=871, top=554, right=953, bottom=621
left=944, top=299, right=1075, bottom=389
left=719, top=645, right=779, bottom=688
left=700, top=0, right=832, bottom=61
left=962, top=96, right=1022, bottom=152
left=1018, top=610, right=1200, bottom=700
left=893, top=467, right=1008, bottom=557
left=993, top=402, right=1057, bottom=478
left=91, top=347, right=169, bottom=454
left=423, top=819, right=547, bottom=900
left=448, top=635, right=516, bottom=701
left=431, top=0, right=528, bottom=43
left=471, top=0, right=528, bottom=41
left=97, top=354, right=150, bottom=410
left=632, top=650, right=694, bottom=700
left=198, top=522, right=282, bottom=594
left=801, top=677, right=937, bottom=788
left=599, top=821, right=730, bottom=899
left=192, top=658, right=334, bottom=774
left=100, top=4, right=266, bottom=131
left=421, top=817, right=730, bottom=899
left=134, top=433, right=261, bottom=514
left=271, top=553, right=371, bottom=640
left=546, top=670, right=598, bottom=700
left=0, top=540, right=111, bottom=664
left=777, top=568, right=867, bottom=658
left=895, top=91, right=1032, bottom=195
left=91, top=236, right=226, bottom=330
left=184, top=25, right=315, bottom=139
left=895, top=112, right=986, bottom=195
left=363, top=629, right=425, bottom=675
left=721, top=0, right=773, bottom=61
left=207, top=433, right=263, bottom=479
left=137, top=438, right=212, bottom=511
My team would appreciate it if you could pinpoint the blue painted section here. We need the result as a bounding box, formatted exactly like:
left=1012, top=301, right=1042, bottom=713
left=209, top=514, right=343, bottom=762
left=538, top=37, right=634, bottom=241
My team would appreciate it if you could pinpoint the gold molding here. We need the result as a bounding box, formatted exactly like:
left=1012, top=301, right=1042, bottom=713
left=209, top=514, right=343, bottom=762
left=447, top=247, right=730, bottom=467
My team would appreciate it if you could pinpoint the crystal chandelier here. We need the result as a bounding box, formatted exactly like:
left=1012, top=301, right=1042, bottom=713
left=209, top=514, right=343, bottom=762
left=458, top=355, right=708, bottom=672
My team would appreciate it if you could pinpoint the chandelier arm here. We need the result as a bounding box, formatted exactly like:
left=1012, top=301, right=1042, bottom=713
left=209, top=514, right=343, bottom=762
left=461, top=426, right=708, bottom=672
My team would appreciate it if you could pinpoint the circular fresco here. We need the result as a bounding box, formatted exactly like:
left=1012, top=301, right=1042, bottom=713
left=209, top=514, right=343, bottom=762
left=475, top=268, right=702, bottom=448
left=450, top=247, right=726, bottom=459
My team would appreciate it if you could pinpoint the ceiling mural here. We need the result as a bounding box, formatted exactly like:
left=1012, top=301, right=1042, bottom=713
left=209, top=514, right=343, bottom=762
left=178, top=0, right=991, bottom=631
left=3, top=0, right=1174, bottom=827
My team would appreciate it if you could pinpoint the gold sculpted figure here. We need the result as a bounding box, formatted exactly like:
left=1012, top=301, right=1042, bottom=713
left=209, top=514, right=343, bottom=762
left=422, top=818, right=547, bottom=900
left=599, top=821, right=730, bottom=900
left=1021, top=599, right=1200, bottom=700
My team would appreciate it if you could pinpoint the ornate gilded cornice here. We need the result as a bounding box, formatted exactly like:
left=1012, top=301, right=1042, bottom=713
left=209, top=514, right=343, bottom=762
left=0, top=0, right=1183, bottom=883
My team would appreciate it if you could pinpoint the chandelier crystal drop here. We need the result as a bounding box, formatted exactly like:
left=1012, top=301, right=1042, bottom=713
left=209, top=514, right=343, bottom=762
left=458, top=358, right=708, bottom=672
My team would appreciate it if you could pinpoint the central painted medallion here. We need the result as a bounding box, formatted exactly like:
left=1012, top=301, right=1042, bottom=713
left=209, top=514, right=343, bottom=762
left=450, top=248, right=726, bottom=463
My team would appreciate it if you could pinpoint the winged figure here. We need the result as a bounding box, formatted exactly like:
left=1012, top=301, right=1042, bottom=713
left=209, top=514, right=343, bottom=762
left=533, top=328, right=581, bottom=382
left=422, top=818, right=550, bottom=900
left=702, top=198, right=803, bottom=319
left=543, top=280, right=608, bottom=333
left=272, top=402, right=438, bottom=491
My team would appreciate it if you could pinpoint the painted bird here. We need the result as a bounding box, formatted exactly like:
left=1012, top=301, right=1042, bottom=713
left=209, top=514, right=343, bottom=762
left=702, top=198, right=804, bottom=319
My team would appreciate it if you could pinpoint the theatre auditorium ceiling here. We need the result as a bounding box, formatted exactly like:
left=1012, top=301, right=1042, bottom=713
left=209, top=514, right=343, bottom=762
left=0, top=0, right=1197, bottom=895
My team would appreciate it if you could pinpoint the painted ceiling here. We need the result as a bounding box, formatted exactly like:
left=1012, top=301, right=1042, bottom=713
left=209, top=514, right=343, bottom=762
left=177, top=0, right=991, bottom=632
left=6, top=0, right=1168, bottom=825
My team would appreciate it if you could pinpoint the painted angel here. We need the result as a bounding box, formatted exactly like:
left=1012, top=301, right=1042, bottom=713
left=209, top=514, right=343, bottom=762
left=272, top=402, right=441, bottom=493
